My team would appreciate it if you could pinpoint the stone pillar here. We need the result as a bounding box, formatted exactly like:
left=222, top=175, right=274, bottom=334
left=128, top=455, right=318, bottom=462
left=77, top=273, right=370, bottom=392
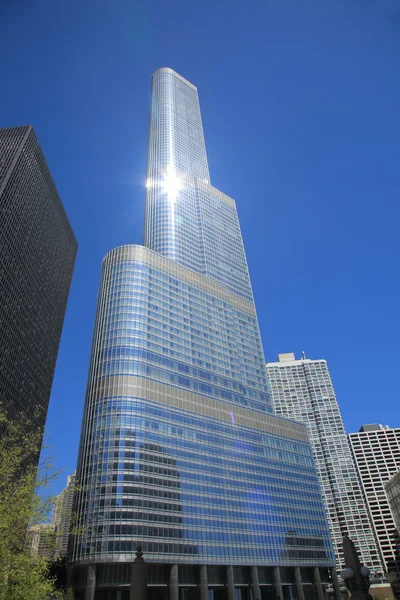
left=313, top=568, right=324, bottom=600
left=170, top=564, right=179, bottom=600
left=330, top=567, right=342, bottom=600
left=273, top=566, right=283, bottom=600
left=200, top=565, right=208, bottom=600
left=227, top=565, right=235, bottom=600
left=130, top=546, right=147, bottom=600
left=294, top=567, right=305, bottom=600
left=85, top=564, right=96, bottom=600
left=251, top=566, right=261, bottom=600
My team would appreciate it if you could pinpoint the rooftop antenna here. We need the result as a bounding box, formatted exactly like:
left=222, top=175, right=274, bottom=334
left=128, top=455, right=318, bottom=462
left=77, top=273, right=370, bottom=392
left=301, top=350, right=306, bottom=360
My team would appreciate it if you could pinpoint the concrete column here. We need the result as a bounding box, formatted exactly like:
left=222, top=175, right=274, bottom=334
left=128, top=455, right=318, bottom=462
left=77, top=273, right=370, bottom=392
left=85, top=564, right=96, bottom=600
left=273, top=567, right=283, bottom=600
left=313, top=568, right=324, bottom=600
left=200, top=565, right=208, bottom=600
left=227, top=565, right=235, bottom=600
left=294, top=567, right=305, bottom=600
left=170, top=564, right=179, bottom=600
left=330, top=567, right=342, bottom=600
left=251, top=566, right=261, bottom=600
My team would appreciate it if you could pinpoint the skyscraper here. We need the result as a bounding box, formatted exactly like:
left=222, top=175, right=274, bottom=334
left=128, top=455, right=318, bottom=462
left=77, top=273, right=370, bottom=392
left=266, top=353, right=384, bottom=578
left=53, top=472, right=76, bottom=557
left=25, top=524, right=56, bottom=561
left=0, top=125, right=77, bottom=445
left=71, top=69, right=335, bottom=600
left=349, top=425, right=400, bottom=571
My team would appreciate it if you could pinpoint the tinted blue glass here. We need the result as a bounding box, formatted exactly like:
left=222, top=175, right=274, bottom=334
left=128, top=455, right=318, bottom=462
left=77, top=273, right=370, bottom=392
left=98, top=260, right=269, bottom=413
left=78, top=394, right=332, bottom=564
left=72, top=248, right=334, bottom=566
left=72, top=68, right=334, bottom=570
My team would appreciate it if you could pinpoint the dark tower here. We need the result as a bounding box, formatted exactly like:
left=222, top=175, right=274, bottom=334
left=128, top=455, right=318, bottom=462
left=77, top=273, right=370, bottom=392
left=0, top=125, right=77, bottom=448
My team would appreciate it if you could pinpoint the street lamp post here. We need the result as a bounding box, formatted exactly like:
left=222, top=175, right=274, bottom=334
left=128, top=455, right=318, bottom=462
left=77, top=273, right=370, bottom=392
left=340, top=535, right=373, bottom=600
left=130, top=543, right=147, bottom=600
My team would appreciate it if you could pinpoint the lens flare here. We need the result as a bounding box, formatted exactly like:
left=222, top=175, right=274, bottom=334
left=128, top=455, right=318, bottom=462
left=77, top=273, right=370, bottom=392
left=162, top=165, right=181, bottom=201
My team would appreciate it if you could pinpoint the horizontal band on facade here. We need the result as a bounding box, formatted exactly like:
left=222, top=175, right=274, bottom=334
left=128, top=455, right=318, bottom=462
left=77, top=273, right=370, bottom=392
left=102, top=245, right=256, bottom=316
left=89, top=374, right=308, bottom=443
left=69, top=558, right=335, bottom=570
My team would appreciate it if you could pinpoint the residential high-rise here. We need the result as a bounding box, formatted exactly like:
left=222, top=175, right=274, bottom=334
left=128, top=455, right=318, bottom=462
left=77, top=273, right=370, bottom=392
left=0, top=126, right=77, bottom=444
left=53, top=472, right=76, bottom=557
left=349, top=425, right=400, bottom=571
left=71, top=70, right=336, bottom=600
left=266, top=353, right=384, bottom=578
left=26, top=523, right=56, bottom=560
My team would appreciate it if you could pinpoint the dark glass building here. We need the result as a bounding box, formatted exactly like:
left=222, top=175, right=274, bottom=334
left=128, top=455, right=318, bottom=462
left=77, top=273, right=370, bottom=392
left=0, top=125, right=77, bottom=441
left=71, top=70, right=338, bottom=600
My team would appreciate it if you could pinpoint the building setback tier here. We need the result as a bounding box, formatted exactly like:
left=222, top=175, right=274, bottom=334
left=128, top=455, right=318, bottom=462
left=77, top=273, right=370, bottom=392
left=71, top=247, right=333, bottom=568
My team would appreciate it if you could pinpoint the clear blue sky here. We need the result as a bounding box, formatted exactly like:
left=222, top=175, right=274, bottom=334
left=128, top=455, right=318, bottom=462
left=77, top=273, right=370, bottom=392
left=1, top=0, right=399, bottom=492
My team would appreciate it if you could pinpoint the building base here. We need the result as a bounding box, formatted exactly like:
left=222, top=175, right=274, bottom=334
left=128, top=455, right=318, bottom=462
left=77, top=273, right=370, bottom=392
left=69, top=564, right=342, bottom=600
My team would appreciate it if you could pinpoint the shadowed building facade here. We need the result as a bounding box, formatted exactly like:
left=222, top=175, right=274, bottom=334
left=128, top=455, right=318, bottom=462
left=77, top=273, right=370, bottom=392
left=0, top=126, right=77, bottom=446
left=386, top=471, right=400, bottom=533
left=70, top=69, right=336, bottom=600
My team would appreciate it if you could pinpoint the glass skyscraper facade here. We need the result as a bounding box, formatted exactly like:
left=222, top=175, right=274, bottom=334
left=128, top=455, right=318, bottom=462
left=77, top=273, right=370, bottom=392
left=71, top=69, right=335, bottom=600
left=0, top=125, right=77, bottom=447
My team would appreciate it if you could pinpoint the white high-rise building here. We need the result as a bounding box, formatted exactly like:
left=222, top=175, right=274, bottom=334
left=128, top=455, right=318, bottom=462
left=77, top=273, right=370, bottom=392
left=349, top=425, right=400, bottom=571
left=26, top=523, right=56, bottom=560
left=266, top=353, right=384, bottom=578
left=52, top=471, right=75, bottom=557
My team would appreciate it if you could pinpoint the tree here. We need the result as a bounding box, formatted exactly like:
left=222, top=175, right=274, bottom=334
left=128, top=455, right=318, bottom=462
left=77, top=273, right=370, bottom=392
left=0, top=408, right=64, bottom=599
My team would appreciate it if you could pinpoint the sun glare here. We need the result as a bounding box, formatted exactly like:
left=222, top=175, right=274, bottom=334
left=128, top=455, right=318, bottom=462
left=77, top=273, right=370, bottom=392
left=162, top=165, right=181, bottom=200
